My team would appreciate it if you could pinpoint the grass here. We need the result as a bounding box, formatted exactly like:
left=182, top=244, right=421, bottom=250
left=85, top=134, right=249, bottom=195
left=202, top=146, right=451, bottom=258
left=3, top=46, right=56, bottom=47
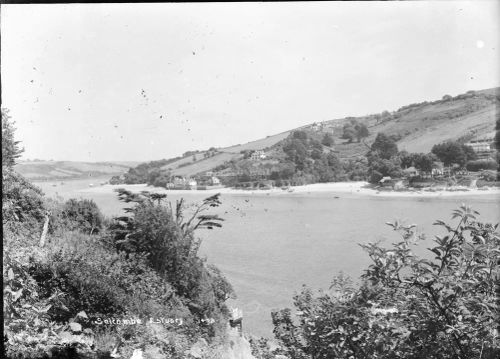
left=14, top=161, right=133, bottom=181
left=161, top=88, right=498, bottom=176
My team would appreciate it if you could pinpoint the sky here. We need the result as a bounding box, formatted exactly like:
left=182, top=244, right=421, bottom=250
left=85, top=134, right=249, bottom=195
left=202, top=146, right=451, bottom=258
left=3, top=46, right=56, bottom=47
left=1, top=1, right=499, bottom=162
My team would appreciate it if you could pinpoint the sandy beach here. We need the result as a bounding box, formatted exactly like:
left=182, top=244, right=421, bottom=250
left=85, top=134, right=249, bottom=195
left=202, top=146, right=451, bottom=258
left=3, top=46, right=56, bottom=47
left=80, top=181, right=500, bottom=198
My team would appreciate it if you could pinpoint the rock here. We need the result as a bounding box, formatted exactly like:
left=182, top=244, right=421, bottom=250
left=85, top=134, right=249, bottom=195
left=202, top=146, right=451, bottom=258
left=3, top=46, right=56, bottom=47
left=143, top=346, right=164, bottom=359
left=130, top=349, right=143, bottom=359
left=188, top=338, right=208, bottom=358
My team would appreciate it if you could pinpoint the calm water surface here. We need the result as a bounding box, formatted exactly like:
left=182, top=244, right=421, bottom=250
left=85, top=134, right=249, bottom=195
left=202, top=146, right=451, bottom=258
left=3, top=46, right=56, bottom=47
left=37, top=178, right=500, bottom=337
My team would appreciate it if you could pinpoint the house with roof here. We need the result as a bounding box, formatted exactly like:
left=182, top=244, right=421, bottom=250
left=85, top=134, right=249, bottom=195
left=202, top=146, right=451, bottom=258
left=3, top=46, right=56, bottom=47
left=379, top=176, right=393, bottom=187
left=402, top=166, right=419, bottom=177
left=173, top=176, right=186, bottom=186
left=379, top=176, right=406, bottom=190
left=431, top=161, right=445, bottom=176
left=210, top=176, right=221, bottom=185
left=187, top=178, right=197, bottom=189
left=250, top=150, right=266, bottom=161
left=311, top=122, right=322, bottom=131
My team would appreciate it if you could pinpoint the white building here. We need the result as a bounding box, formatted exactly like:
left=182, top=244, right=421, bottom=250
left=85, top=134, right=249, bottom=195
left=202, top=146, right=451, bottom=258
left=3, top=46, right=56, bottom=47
left=187, top=179, right=197, bottom=189
left=210, top=176, right=221, bottom=185
left=173, top=176, right=186, bottom=186
left=250, top=150, right=266, bottom=161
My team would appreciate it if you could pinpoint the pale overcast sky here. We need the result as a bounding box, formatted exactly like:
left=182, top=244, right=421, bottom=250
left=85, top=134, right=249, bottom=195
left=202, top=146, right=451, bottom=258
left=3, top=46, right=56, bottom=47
left=1, top=2, right=499, bottom=162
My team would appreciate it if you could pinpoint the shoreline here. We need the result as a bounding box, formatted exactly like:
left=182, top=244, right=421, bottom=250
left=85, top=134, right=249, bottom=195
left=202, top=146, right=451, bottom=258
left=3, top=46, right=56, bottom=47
left=78, top=181, right=500, bottom=198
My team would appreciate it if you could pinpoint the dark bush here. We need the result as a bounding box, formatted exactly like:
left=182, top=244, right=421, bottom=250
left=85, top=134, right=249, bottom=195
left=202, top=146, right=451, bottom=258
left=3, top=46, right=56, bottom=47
left=466, top=160, right=498, bottom=172
left=61, top=198, right=104, bottom=234
left=272, top=206, right=500, bottom=358
left=2, top=169, right=46, bottom=233
left=109, top=175, right=123, bottom=185
left=31, top=232, right=185, bottom=322
left=109, top=190, right=233, bottom=335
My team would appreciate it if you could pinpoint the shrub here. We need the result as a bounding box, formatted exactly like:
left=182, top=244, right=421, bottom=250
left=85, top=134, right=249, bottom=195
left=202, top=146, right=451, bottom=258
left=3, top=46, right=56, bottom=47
left=370, top=133, right=398, bottom=160
left=432, top=141, right=477, bottom=167
left=479, top=170, right=498, bottom=182
left=2, top=168, right=46, bottom=233
left=321, top=133, right=335, bottom=147
left=109, top=175, right=123, bottom=185
left=271, top=205, right=500, bottom=358
left=3, top=233, right=95, bottom=358
left=109, top=190, right=233, bottom=336
left=466, top=160, right=498, bottom=172
left=61, top=198, right=104, bottom=234
left=2, top=108, right=24, bottom=168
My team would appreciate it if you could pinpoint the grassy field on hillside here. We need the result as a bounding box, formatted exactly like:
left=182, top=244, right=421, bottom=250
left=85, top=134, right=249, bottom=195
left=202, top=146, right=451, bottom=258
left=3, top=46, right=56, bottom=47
left=121, top=88, right=500, bottom=178
left=163, top=131, right=294, bottom=177
left=14, top=161, right=133, bottom=180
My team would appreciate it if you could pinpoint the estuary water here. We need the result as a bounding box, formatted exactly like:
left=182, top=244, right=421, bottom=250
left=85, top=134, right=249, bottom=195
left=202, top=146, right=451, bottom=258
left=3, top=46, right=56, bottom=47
left=36, top=177, right=500, bottom=337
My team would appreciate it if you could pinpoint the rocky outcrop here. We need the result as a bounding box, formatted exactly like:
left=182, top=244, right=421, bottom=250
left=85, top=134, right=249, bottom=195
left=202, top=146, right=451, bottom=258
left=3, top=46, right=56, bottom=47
left=187, top=327, right=256, bottom=359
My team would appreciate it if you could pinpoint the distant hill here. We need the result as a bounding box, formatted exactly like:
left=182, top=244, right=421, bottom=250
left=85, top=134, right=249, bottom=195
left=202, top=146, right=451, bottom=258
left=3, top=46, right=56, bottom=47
left=15, top=160, right=137, bottom=181
left=157, top=87, right=498, bottom=178
left=160, top=131, right=293, bottom=177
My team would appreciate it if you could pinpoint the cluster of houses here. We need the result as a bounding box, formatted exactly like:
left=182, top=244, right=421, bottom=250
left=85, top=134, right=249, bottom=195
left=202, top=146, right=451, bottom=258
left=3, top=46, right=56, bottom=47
left=380, top=162, right=491, bottom=190
left=309, top=122, right=339, bottom=134
left=379, top=159, right=468, bottom=189
left=379, top=137, right=497, bottom=190
left=399, top=162, right=452, bottom=179
left=164, top=174, right=222, bottom=190
left=250, top=150, right=267, bottom=161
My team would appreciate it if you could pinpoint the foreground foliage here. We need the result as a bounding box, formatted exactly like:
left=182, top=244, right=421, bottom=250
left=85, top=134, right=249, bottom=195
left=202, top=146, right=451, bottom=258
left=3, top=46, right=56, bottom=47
left=270, top=205, right=500, bottom=359
left=4, top=185, right=233, bottom=358
left=110, top=189, right=233, bottom=337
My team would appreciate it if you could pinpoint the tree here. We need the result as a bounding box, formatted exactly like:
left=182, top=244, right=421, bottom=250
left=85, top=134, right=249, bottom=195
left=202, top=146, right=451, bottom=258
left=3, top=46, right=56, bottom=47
left=3, top=170, right=45, bottom=229
left=367, top=155, right=403, bottom=183
left=271, top=205, right=500, bottom=359
left=2, top=108, right=45, bottom=230
left=292, top=130, right=308, bottom=141
left=495, top=114, right=500, bottom=151
left=413, top=153, right=438, bottom=174
left=431, top=141, right=475, bottom=168
left=342, top=125, right=357, bottom=143
left=110, top=190, right=232, bottom=321
left=109, top=175, right=123, bottom=185
left=462, top=145, right=477, bottom=162
left=2, top=108, right=24, bottom=169
left=343, top=157, right=369, bottom=181
left=370, top=133, right=398, bottom=160
left=311, top=148, right=322, bottom=160
left=355, top=123, right=369, bottom=142
left=62, top=198, right=104, bottom=234
left=321, top=133, right=335, bottom=147
left=466, top=160, right=498, bottom=172
left=495, top=115, right=500, bottom=179
left=283, top=139, right=308, bottom=171
left=398, top=151, right=415, bottom=169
